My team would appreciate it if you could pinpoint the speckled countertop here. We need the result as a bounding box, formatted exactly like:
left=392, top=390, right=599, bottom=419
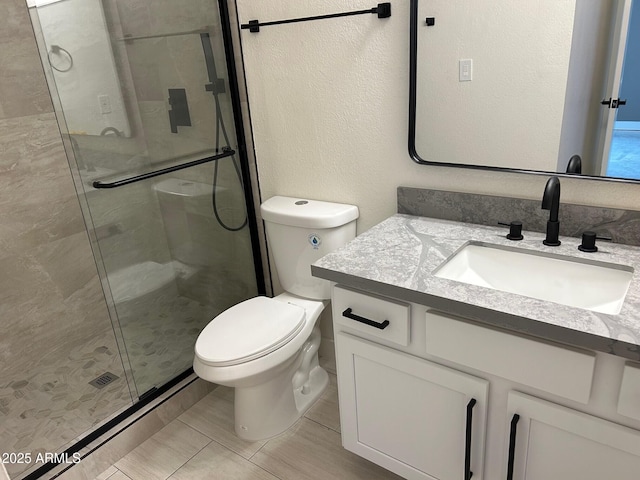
left=311, top=214, right=640, bottom=361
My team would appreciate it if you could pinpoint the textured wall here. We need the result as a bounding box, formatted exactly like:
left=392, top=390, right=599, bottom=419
left=236, top=0, right=640, bottom=236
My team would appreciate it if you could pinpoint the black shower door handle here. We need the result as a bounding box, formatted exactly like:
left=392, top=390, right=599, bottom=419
left=342, top=308, right=389, bottom=329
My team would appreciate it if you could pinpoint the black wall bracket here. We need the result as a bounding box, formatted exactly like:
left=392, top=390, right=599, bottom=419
left=199, top=33, right=226, bottom=95
left=241, top=3, right=391, bottom=33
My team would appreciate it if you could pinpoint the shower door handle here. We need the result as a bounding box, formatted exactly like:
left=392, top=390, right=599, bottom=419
left=93, top=148, right=234, bottom=189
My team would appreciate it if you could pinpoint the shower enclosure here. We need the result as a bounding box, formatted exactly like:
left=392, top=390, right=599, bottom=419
left=2, top=1, right=262, bottom=478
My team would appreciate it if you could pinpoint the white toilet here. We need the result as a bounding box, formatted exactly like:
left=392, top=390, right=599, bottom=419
left=193, top=196, right=359, bottom=440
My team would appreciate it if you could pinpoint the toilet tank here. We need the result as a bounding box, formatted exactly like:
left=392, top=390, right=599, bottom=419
left=261, top=196, right=359, bottom=300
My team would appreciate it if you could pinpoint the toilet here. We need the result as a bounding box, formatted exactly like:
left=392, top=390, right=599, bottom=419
left=193, top=196, right=359, bottom=441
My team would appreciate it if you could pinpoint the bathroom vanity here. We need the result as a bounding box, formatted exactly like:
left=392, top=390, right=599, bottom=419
left=311, top=213, right=640, bottom=480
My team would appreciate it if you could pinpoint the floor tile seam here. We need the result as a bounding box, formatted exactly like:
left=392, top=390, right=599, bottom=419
left=162, top=438, right=214, bottom=480
left=246, top=415, right=310, bottom=462
left=105, top=467, right=132, bottom=480
left=177, top=433, right=281, bottom=476
left=174, top=417, right=215, bottom=442
left=245, top=418, right=328, bottom=478
left=302, top=414, right=341, bottom=435
left=114, top=421, right=214, bottom=480
left=247, top=437, right=270, bottom=461
left=116, top=437, right=214, bottom=480
left=246, top=452, right=286, bottom=480
left=171, top=416, right=264, bottom=463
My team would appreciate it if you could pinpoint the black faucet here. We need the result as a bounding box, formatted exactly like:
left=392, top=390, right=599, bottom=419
left=541, top=176, right=561, bottom=246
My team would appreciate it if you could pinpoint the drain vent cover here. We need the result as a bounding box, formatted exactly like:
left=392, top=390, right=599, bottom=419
left=89, top=372, right=119, bottom=389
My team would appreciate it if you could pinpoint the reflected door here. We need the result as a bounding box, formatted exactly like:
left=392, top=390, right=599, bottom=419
left=605, top=0, right=640, bottom=179
left=597, top=0, right=633, bottom=177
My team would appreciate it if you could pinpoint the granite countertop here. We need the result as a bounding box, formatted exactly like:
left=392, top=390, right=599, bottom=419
left=311, top=214, right=640, bottom=361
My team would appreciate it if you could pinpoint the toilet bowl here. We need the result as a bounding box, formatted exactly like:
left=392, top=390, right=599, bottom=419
left=193, top=196, right=358, bottom=441
left=194, top=293, right=327, bottom=440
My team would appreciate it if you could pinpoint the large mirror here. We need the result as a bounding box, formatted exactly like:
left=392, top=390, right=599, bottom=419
left=409, top=0, right=640, bottom=181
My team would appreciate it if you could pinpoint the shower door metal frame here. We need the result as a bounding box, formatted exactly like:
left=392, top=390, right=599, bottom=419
left=25, top=0, right=265, bottom=477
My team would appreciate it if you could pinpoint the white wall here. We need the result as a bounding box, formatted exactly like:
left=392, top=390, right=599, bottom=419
left=236, top=0, right=640, bottom=236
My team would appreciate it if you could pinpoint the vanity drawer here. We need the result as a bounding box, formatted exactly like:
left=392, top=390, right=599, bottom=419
left=333, top=285, right=410, bottom=346
left=425, top=310, right=595, bottom=404
left=618, top=362, right=640, bottom=421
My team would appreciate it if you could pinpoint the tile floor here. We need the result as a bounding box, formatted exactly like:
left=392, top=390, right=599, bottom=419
left=0, top=297, right=219, bottom=476
left=1, top=294, right=221, bottom=479
left=92, top=374, right=402, bottom=480
left=606, top=129, right=640, bottom=180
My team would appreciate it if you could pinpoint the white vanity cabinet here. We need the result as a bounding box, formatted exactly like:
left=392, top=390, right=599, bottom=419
left=331, top=284, right=640, bottom=480
left=506, top=392, right=640, bottom=480
left=336, top=333, right=488, bottom=480
left=333, top=286, right=488, bottom=480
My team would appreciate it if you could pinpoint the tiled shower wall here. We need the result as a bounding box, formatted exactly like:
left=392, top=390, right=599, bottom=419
left=0, top=0, right=115, bottom=391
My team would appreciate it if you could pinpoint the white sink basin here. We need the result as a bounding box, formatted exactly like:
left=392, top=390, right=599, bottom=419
left=434, top=242, right=633, bottom=314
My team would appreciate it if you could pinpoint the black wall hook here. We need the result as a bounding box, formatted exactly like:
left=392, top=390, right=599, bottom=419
left=241, top=3, right=391, bottom=33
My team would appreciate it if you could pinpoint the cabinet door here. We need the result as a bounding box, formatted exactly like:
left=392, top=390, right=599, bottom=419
left=336, top=333, right=488, bottom=480
left=506, top=392, right=640, bottom=480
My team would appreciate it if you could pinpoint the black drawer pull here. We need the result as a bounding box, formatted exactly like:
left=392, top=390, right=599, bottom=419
left=342, top=308, right=390, bottom=329
left=465, top=398, right=477, bottom=480
left=506, top=413, right=520, bottom=480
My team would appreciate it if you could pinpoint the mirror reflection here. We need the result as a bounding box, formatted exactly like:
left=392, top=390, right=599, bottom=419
left=37, top=0, right=131, bottom=137
left=410, top=0, right=640, bottom=181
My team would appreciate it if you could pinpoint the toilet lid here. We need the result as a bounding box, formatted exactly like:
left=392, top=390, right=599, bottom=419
left=195, top=296, right=306, bottom=367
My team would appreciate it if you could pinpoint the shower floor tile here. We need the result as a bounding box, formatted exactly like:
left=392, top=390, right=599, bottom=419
left=0, top=330, right=132, bottom=479
left=1, top=294, right=224, bottom=479
left=116, top=294, right=224, bottom=396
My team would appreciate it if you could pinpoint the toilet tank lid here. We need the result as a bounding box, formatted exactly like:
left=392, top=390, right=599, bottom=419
left=261, top=196, right=359, bottom=229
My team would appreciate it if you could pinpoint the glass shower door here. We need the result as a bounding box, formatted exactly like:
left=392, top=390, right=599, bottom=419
left=36, top=0, right=260, bottom=397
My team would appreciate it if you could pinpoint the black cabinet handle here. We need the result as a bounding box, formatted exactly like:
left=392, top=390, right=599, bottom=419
left=342, top=308, right=390, bottom=330
left=465, top=398, right=477, bottom=480
left=506, top=414, right=520, bottom=480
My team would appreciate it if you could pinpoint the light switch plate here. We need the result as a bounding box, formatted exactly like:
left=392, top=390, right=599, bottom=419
left=459, top=59, right=473, bottom=82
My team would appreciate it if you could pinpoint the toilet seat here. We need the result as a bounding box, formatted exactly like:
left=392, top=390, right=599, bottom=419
left=195, top=297, right=306, bottom=367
